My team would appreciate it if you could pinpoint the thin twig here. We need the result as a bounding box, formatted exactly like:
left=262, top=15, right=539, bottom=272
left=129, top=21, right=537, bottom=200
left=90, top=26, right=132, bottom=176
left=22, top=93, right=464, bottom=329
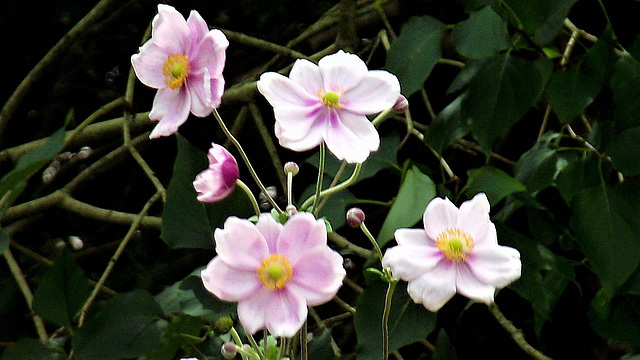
left=328, top=232, right=372, bottom=258
left=222, top=29, right=309, bottom=60
left=65, top=97, right=127, bottom=148
left=488, top=304, right=553, bottom=360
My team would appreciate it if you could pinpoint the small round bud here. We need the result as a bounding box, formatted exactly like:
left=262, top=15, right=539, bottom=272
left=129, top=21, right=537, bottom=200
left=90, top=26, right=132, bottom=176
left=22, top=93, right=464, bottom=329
left=392, top=95, right=409, bottom=114
left=213, top=315, right=234, bottom=334
left=343, top=258, right=355, bottom=270
left=58, top=152, right=74, bottom=162
left=42, top=169, right=55, bottom=184
left=78, top=146, right=92, bottom=159
left=221, top=342, right=237, bottom=359
left=68, top=236, right=84, bottom=250
left=49, top=160, right=61, bottom=170
left=55, top=239, right=66, bottom=250
left=260, top=201, right=272, bottom=211
left=346, top=207, right=365, bottom=228
left=284, top=162, right=299, bottom=176
left=286, top=205, right=298, bottom=216
left=259, top=186, right=278, bottom=202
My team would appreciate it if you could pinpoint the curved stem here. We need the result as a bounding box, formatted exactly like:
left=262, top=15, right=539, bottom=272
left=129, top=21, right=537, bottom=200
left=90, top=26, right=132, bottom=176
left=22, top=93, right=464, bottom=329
left=372, top=108, right=393, bottom=127
left=360, top=222, right=384, bottom=264
left=312, top=144, right=326, bottom=216
left=382, top=281, right=397, bottom=360
left=212, top=108, right=282, bottom=213
left=236, top=179, right=261, bottom=217
left=300, top=162, right=362, bottom=211
left=488, top=304, right=553, bottom=360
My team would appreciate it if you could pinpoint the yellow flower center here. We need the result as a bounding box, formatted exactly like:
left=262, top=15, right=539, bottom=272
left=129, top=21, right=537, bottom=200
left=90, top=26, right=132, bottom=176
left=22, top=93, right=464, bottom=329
left=435, top=228, right=474, bottom=262
left=257, top=254, right=293, bottom=290
left=163, top=54, right=189, bottom=89
left=318, top=89, right=343, bottom=108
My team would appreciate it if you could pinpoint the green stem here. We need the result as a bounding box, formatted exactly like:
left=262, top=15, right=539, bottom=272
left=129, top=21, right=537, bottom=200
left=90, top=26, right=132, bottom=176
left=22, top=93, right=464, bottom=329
left=300, top=163, right=362, bottom=211
left=371, top=108, right=393, bottom=127
left=287, top=172, right=294, bottom=208
left=246, top=332, right=262, bottom=356
left=236, top=179, right=261, bottom=217
left=382, top=281, right=397, bottom=360
left=311, top=143, right=326, bottom=216
left=230, top=327, right=249, bottom=360
left=301, top=321, right=308, bottom=360
left=212, top=108, right=283, bottom=214
left=360, top=222, right=384, bottom=264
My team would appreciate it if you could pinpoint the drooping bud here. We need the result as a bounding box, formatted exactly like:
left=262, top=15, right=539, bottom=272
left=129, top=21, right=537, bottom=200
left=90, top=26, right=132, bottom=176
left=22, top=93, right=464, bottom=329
left=213, top=315, right=234, bottom=334
left=346, top=207, right=365, bottom=228
left=221, top=342, right=237, bottom=359
left=284, top=162, right=299, bottom=176
left=392, top=95, right=409, bottom=114
left=68, top=236, right=84, bottom=251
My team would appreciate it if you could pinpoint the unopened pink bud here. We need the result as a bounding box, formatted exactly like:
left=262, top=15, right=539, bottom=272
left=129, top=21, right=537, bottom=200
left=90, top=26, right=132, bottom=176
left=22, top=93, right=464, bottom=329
left=221, top=342, right=237, bottom=359
left=346, top=207, right=365, bottom=228
left=78, top=146, right=92, bottom=159
left=284, top=162, right=299, bottom=176
left=392, top=95, right=409, bottom=114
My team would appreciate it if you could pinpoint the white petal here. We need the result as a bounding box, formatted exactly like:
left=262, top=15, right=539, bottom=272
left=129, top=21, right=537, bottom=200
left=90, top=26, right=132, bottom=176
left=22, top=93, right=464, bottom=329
left=188, top=71, right=213, bottom=117
left=342, top=71, right=400, bottom=114
left=214, top=217, right=269, bottom=271
left=394, top=228, right=432, bottom=247
left=323, top=111, right=370, bottom=163
left=382, top=245, right=443, bottom=281
left=423, top=197, right=459, bottom=241
left=455, top=263, right=496, bottom=304
left=257, top=72, right=316, bottom=108
left=152, top=4, right=189, bottom=55
left=237, top=287, right=270, bottom=334
left=276, top=120, right=324, bottom=152
left=255, top=213, right=283, bottom=254
left=276, top=213, right=327, bottom=264
left=467, top=245, right=521, bottom=288
left=148, top=87, right=191, bottom=138
left=457, top=193, right=497, bottom=247
left=318, top=51, right=368, bottom=93
left=406, top=260, right=457, bottom=312
left=289, top=59, right=324, bottom=96
left=289, top=247, right=345, bottom=306
left=265, top=289, right=308, bottom=337
left=186, top=10, right=209, bottom=45
left=201, top=257, right=261, bottom=301
left=338, top=110, right=380, bottom=152
left=274, top=103, right=323, bottom=142
left=131, top=41, right=169, bottom=89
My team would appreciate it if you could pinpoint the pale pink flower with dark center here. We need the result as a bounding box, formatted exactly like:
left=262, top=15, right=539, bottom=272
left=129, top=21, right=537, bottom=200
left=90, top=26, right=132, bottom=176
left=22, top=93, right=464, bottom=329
left=193, top=143, right=239, bottom=202
left=382, top=193, right=521, bottom=312
left=131, top=4, right=229, bottom=138
left=201, top=213, right=345, bottom=337
left=257, top=50, right=401, bottom=163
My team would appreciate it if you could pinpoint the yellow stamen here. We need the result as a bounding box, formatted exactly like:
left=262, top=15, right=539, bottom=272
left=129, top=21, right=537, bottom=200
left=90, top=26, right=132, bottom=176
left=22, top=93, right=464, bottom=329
left=257, top=254, right=293, bottom=290
left=318, top=89, right=343, bottom=108
left=435, top=228, right=474, bottom=262
left=163, top=54, right=189, bottom=89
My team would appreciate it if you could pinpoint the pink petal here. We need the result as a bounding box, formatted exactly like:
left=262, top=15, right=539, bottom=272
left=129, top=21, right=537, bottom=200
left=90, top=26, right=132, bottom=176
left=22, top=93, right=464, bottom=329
left=188, top=70, right=213, bottom=117
left=457, top=193, right=497, bottom=247
left=394, top=228, right=432, bottom=246
left=131, top=41, right=168, bottom=89
left=214, top=217, right=269, bottom=271
left=423, top=197, right=459, bottom=241
left=148, top=87, right=191, bottom=138
left=276, top=212, right=327, bottom=264
left=323, top=111, right=370, bottom=163
left=209, top=76, right=224, bottom=108
left=189, top=30, right=229, bottom=79
left=342, top=71, right=401, bottom=114
left=455, top=263, right=496, bottom=304
left=186, top=10, right=209, bottom=46
left=382, top=245, right=443, bottom=281
left=467, top=245, right=521, bottom=288
left=273, top=103, right=323, bottom=142
left=151, top=4, right=189, bottom=55
left=406, top=260, right=457, bottom=312
left=289, top=59, right=324, bottom=96
left=201, top=257, right=261, bottom=301
left=275, top=120, right=324, bottom=152
left=265, top=289, right=308, bottom=337
left=337, top=110, right=380, bottom=152
left=318, top=51, right=368, bottom=93
left=255, top=214, right=283, bottom=254
left=237, top=287, right=270, bottom=334
left=193, top=168, right=234, bottom=202
left=289, top=247, right=345, bottom=306
left=258, top=73, right=317, bottom=108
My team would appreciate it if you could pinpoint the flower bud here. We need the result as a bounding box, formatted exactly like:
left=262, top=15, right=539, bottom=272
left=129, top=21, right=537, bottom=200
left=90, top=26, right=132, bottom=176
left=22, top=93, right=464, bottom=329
left=68, top=236, right=84, bottom=250
left=284, top=162, right=299, bottom=176
left=346, top=207, right=365, bottom=228
left=193, top=143, right=239, bottom=203
left=259, top=186, right=278, bottom=202
left=213, top=315, right=234, bottom=334
left=221, top=342, right=237, bottom=359
left=392, top=95, right=409, bottom=114
left=78, top=146, right=92, bottom=159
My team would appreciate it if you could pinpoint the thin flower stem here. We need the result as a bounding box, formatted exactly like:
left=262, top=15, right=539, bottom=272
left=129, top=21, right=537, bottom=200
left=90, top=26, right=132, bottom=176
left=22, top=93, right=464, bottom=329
left=371, top=108, right=393, bottom=127
left=263, top=329, right=269, bottom=356
left=287, top=172, right=294, bottom=208
left=312, top=144, right=326, bottom=216
left=2, top=248, right=48, bottom=342
left=212, top=108, right=283, bottom=213
left=316, top=160, right=347, bottom=214
left=382, top=281, right=397, bottom=360
left=301, top=321, right=308, bottom=360
left=248, top=103, right=287, bottom=192
left=236, top=179, right=261, bottom=217
left=76, top=192, right=162, bottom=325
left=360, top=222, right=384, bottom=264
left=488, top=304, right=553, bottom=360
left=300, top=163, right=362, bottom=211
left=328, top=232, right=372, bottom=258
left=230, top=327, right=249, bottom=360
left=246, top=332, right=262, bottom=356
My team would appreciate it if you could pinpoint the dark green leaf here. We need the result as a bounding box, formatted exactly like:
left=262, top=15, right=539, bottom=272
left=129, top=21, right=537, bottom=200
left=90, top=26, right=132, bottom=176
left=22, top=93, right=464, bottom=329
left=609, top=126, right=640, bottom=176
left=589, top=290, right=640, bottom=347
left=0, top=229, right=8, bottom=255
left=432, top=329, right=458, bottom=360
left=72, top=290, right=167, bottom=360
left=424, top=95, right=471, bottom=155
left=456, top=0, right=496, bottom=13
left=354, top=281, right=436, bottom=360
left=504, top=0, right=578, bottom=45
left=463, top=53, right=552, bottom=153
left=2, top=338, right=62, bottom=360
left=611, top=54, right=640, bottom=131
left=463, top=166, right=526, bottom=205
left=377, top=166, right=436, bottom=247
left=308, top=329, right=336, bottom=360
left=452, top=6, right=510, bottom=59
left=386, top=16, right=444, bottom=96
left=514, top=132, right=571, bottom=191
left=145, top=314, right=205, bottom=360
left=32, top=249, right=91, bottom=328
left=629, top=34, right=640, bottom=61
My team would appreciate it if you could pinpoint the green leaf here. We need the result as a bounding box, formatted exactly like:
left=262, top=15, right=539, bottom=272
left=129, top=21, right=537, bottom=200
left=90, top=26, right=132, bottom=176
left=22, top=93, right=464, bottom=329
left=161, top=135, right=253, bottom=249
left=0, top=229, right=8, bottom=255
left=452, top=6, right=510, bottom=59
left=301, top=179, right=357, bottom=230
left=386, top=15, right=444, bottom=96
left=570, top=184, right=640, bottom=292
left=609, top=126, right=640, bottom=176
left=308, top=329, right=336, bottom=360
left=377, top=166, right=436, bottom=247
left=504, top=0, right=578, bottom=45
left=514, top=132, right=571, bottom=191
left=31, top=248, right=91, bottom=328
left=72, top=290, right=168, bottom=360
left=354, top=281, right=436, bottom=360
left=145, top=314, right=205, bottom=360
left=432, top=329, right=458, bottom=360
left=424, top=95, right=471, bottom=155
left=2, top=338, right=62, bottom=360
left=463, top=166, right=526, bottom=205
left=463, top=53, right=552, bottom=153
left=611, top=53, right=640, bottom=131
left=589, top=291, right=640, bottom=346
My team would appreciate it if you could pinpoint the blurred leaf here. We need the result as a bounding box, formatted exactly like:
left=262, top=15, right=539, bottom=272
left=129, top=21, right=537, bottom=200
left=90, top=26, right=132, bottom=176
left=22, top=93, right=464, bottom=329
left=452, top=6, right=510, bottom=59
left=354, top=281, right=436, bottom=360
left=72, top=290, right=167, bottom=360
left=308, top=329, right=336, bottom=360
left=424, top=95, right=471, bottom=155
left=377, top=166, right=436, bottom=247
left=463, top=53, right=552, bottom=153
left=503, top=0, right=578, bottom=45
left=611, top=54, right=640, bottom=131
left=514, top=132, right=572, bottom=191
left=456, top=0, right=496, bottom=13
left=463, top=166, right=526, bottom=205
left=145, top=314, right=205, bottom=360
left=570, top=184, right=640, bottom=292
left=162, top=135, right=253, bottom=249
left=1, top=338, right=62, bottom=360
left=608, top=126, right=640, bottom=176
left=589, top=290, right=640, bottom=347
left=0, top=229, right=8, bottom=255
left=432, top=329, right=458, bottom=360
left=386, top=15, right=444, bottom=96
left=32, top=248, right=91, bottom=328
left=629, top=34, right=640, bottom=61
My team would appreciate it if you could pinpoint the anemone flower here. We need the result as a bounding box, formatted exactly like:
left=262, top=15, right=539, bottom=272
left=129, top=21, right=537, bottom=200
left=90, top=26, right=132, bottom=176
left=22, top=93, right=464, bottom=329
left=131, top=4, right=228, bottom=138
left=201, top=213, right=345, bottom=337
left=257, top=50, right=401, bottom=163
left=193, top=143, right=239, bottom=203
left=382, top=193, right=521, bottom=312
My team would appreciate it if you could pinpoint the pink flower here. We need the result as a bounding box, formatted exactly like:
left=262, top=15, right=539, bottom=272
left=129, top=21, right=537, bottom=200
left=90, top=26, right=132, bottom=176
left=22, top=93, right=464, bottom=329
left=131, top=4, right=229, bottom=138
left=382, top=193, right=521, bottom=312
left=257, top=51, right=401, bottom=163
left=193, top=143, right=239, bottom=202
left=201, top=213, right=345, bottom=337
